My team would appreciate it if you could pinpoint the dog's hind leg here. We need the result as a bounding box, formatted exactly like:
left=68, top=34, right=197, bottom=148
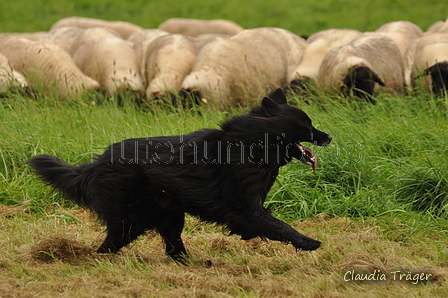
left=156, top=211, right=188, bottom=262
left=97, top=218, right=147, bottom=254
left=226, top=210, right=321, bottom=251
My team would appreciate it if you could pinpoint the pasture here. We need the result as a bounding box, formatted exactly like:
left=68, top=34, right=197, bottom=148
left=0, top=0, right=447, bottom=297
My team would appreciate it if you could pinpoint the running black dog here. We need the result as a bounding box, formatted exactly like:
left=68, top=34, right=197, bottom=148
left=28, top=88, right=332, bottom=262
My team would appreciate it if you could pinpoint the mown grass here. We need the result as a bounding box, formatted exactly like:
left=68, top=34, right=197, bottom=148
left=1, top=208, right=447, bottom=297
left=1, top=0, right=448, bottom=296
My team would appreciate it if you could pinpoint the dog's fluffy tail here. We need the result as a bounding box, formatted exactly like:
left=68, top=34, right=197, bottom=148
left=28, top=154, right=89, bottom=208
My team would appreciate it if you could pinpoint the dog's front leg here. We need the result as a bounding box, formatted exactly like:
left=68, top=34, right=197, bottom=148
left=225, top=210, right=321, bottom=251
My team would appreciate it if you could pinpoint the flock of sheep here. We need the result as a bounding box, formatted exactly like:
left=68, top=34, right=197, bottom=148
left=0, top=16, right=447, bottom=108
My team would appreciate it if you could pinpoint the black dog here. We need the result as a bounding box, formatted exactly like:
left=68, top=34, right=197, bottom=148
left=28, top=88, right=332, bottom=262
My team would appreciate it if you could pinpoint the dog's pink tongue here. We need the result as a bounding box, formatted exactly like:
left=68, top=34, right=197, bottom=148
left=306, top=147, right=317, bottom=172
left=299, top=145, right=317, bottom=171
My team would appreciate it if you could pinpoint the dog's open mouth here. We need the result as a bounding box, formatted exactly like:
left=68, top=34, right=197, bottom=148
left=297, top=144, right=317, bottom=171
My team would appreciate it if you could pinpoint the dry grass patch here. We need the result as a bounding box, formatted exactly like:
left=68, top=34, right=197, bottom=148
left=0, top=208, right=446, bottom=297
left=30, top=236, right=93, bottom=264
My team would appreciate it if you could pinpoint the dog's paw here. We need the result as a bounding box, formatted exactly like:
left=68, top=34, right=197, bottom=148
left=294, top=238, right=321, bottom=251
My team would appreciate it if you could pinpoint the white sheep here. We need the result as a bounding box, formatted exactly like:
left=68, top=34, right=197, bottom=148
left=0, top=32, right=47, bottom=49
left=72, top=27, right=144, bottom=96
left=317, top=34, right=405, bottom=100
left=190, top=33, right=230, bottom=50
left=375, top=21, right=423, bottom=56
left=128, top=29, right=169, bottom=46
left=128, top=29, right=170, bottom=77
left=0, top=52, right=28, bottom=94
left=434, top=18, right=448, bottom=32
left=129, top=30, right=227, bottom=100
left=1, top=37, right=100, bottom=98
left=50, top=16, right=143, bottom=39
left=374, top=21, right=424, bottom=90
left=37, top=27, right=84, bottom=55
left=288, top=29, right=363, bottom=85
left=407, top=31, right=448, bottom=95
left=180, top=27, right=307, bottom=108
left=136, top=34, right=198, bottom=100
left=158, top=18, right=243, bottom=37
left=426, top=18, right=448, bottom=33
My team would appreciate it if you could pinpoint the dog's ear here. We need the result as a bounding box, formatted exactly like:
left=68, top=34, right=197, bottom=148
left=268, top=88, right=287, bottom=105
left=261, top=97, right=282, bottom=116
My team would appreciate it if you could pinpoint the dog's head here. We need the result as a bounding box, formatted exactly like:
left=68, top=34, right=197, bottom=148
left=250, top=88, right=332, bottom=170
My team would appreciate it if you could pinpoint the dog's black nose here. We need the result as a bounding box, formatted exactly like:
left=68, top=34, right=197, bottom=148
left=320, top=135, right=332, bottom=147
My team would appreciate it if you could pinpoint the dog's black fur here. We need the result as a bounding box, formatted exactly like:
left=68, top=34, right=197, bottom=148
left=28, top=88, right=332, bottom=262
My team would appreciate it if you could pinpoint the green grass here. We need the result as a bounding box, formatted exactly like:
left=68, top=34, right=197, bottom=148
left=1, top=87, right=447, bottom=228
left=1, top=0, right=447, bottom=35
left=263, top=91, right=448, bottom=224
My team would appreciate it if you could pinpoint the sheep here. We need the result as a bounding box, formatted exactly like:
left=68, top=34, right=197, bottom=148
left=180, top=27, right=307, bottom=108
left=288, top=29, right=363, bottom=87
left=129, top=30, right=227, bottom=101
left=0, top=32, right=47, bottom=49
left=128, top=29, right=169, bottom=46
left=374, top=21, right=424, bottom=89
left=1, top=37, right=100, bottom=98
left=40, top=27, right=145, bottom=98
left=189, top=33, right=230, bottom=50
left=426, top=18, right=448, bottom=33
left=128, top=29, right=170, bottom=74
left=317, top=34, right=405, bottom=101
left=407, top=31, right=448, bottom=96
left=0, top=52, right=28, bottom=94
left=375, top=21, right=423, bottom=56
left=136, top=34, right=198, bottom=100
left=71, top=27, right=144, bottom=97
left=36, top=27, right=84, bottom=55
left=50, top=16, right=143, bottom=39
left=434, top=18, right=448, bottom=32
left=158, top=18, right=243, bottom=37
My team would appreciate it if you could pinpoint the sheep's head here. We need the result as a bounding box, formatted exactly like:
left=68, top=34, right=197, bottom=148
left=178, top=88, right=204, bottom=106
left=423, top=62, right=448, bottom=97
left=341, top=66, right=385, bottom=103
left=289, top=77, right=313, bottom=94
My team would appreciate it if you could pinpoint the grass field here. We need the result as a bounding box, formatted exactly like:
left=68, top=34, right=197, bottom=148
left=1, top=1, right=448, bottom=297
left=1, top=0, right=448, bottom=35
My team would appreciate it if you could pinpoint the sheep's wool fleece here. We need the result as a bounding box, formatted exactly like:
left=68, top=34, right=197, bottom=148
left=289, top=29, right=363, bottom=82
left=181, top=27, right=307, bottom=108
left=317, top=34, right=405, bottom=93
left=409, top=32, right=448, bottom=89
left=1, top=37, right=99, bottom=98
